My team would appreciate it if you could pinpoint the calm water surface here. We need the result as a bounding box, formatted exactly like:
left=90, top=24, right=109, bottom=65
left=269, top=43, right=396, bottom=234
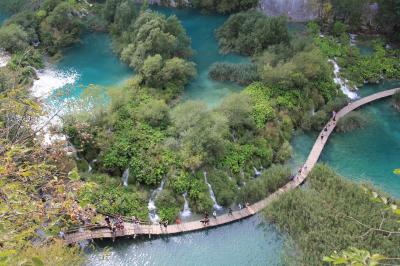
left=86, top=215, right=283, bottom=266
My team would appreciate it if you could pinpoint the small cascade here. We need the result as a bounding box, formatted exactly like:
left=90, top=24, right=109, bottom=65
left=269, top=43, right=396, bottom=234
left=88, top=159, right=97, bottom=173
left=253, top=167, right=261, bottom=177
left=329, top=59, right=359, bottom=100
left=180, top=192, right=192, bottom=217
left=349, top=33, right=357, bottom=46
left=122, top=168, right=129, bottom=187
left=148, top=180, right=165, bottom=223
left=203, top=172, right=223, bottom=210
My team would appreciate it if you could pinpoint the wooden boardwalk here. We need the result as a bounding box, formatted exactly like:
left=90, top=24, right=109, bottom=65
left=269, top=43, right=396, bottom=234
left=65, top=88, right=400, bottom=245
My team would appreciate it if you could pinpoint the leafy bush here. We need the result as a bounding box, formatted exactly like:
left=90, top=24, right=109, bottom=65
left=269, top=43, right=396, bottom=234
left=238, top=165, right=291, bottom=203
left=155, top=189, right=182, bottom=223
left=191, top=0, right=258, bottom=13
left=78, top=178, right=149, bottom=220
left=188, top=176, right=214, bottom=213
left=217, top=11, right=290, bottom=56
left=243, top=82, right=275, bottom=128
left=0, top=24, right=29, bottom=53
left=206, top=169, right=238, bottom=207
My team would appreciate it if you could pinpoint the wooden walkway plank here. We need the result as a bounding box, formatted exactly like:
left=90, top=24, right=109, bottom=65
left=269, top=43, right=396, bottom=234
left=65, top=88, right=399, bottom=245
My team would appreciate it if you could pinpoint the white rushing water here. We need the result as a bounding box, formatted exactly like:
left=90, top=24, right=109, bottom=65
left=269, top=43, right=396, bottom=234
left=148, top=180, right=165, bottom=223
left=203, top=172, right=223, bottom=210
left=88, top=159, right=97, bottom=173
left=31, top=67, right=79, bottom=98
left=180, top=192, right=192, bottom=217
left=253, top=167, right=261, bottom=177
left=329, top=59, right=359, bottom=100
left=122, top=168, right=129, bottom=187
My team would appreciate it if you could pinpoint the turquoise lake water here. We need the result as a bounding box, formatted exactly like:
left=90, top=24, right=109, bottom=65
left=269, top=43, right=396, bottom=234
left=87, top=215, right=283, bottom=266
left=292, top=81, right=400, bottom=198
left=6, top=4, right=394, bottom=263
left=0, top=13, right=9, bottom=25
left=50, top=7, right=248, bottom=105
left=153, top=6, right=248, bottom=106
left=51, top=33, right=132, bottom=99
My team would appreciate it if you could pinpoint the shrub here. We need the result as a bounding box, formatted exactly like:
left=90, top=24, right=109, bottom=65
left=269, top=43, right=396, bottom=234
left=217, top=11, right=290, bottom=56
left=78, top=179, right=149, bottom=220
left=155, top=189, right=182, bottom=223
left=264, top=164, right=400, bottom=265
left=209, top=62, right=259, bottom=85
left=238, top=165, right=291, bottom=203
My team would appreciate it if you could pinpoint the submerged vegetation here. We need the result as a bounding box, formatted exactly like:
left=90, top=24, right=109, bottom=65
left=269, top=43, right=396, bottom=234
left=336, top=111, right=368, bottom=132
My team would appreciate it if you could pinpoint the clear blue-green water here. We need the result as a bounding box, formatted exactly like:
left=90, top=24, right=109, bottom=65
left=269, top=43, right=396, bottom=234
left=50, top=33, right=132, bottom=99
left=0, top=13, right=9, bottom=25
left=87, top=215, right=283, bottom=266
left=47, top=7, right=248, bottom=105
left=146, top=6, right=249, bottom=105
left=292, top=81, right=400, bottom=198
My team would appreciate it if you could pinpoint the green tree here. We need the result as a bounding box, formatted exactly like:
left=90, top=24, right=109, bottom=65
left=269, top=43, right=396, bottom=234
left=217, top=11, right=290, bottom=56
left=376, top=0, right=400, bottom=42
left=39, top=2, right=83, bottom=54
left=0, top=24, right=29, bottom=53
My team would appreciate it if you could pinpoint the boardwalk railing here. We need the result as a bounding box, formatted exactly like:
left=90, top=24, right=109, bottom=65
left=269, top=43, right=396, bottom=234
left=64, top=88, right=400, bottom=245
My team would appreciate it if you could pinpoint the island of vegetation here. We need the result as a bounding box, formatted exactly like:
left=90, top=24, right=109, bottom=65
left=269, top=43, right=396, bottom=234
left=0, top=0, right=399, bottom=265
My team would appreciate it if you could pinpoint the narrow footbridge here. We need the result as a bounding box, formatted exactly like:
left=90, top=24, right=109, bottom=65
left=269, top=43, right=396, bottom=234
left=65, top=88, right=400, bottom=244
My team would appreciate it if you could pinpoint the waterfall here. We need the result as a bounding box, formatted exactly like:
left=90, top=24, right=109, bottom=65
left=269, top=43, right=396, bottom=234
left=329, top=59, right=359, bottom=100
left=349, top=34, right=357, bottom=46
left=122, top=168, right=129, bottom=187
left=180, top=192, right=192, bottom=217
left=253, top=167, right=261, bottom=177
left=203, top=172, right=223, bottom=210
left=88, top=159, right=97, bottom=173
left=148, top=180, right=165, bottom=223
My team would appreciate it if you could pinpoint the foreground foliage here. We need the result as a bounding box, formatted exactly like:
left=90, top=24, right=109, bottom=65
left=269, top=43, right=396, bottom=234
left=265, top=164, right=400, bottom=266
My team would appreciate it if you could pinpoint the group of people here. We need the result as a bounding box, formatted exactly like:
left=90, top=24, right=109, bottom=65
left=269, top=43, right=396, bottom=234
left=321, top=111, right=338, bottom=142
left=201, top=212, right=210, bottom=226
left=105, top=215, right=125, bottom=233
left=159, top=220, right=168, bottom=229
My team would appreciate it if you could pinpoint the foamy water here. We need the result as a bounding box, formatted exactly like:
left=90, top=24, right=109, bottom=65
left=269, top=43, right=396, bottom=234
left=31, top=67, right=79, bottom=98
left=329, top=59, right=359, bottom=100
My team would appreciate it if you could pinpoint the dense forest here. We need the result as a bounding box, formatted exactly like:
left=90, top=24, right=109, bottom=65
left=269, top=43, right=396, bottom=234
left=0, top=0, right=399, bottom=265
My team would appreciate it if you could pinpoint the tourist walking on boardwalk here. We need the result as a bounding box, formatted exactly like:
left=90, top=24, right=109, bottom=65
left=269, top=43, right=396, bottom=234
left=228, top=208, right=233, bottom=216
left=105, top=216, right=111, bottom=229
left=332, top=111, right=337, bottom=121
left=213, top=210, right=217, bottom=219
